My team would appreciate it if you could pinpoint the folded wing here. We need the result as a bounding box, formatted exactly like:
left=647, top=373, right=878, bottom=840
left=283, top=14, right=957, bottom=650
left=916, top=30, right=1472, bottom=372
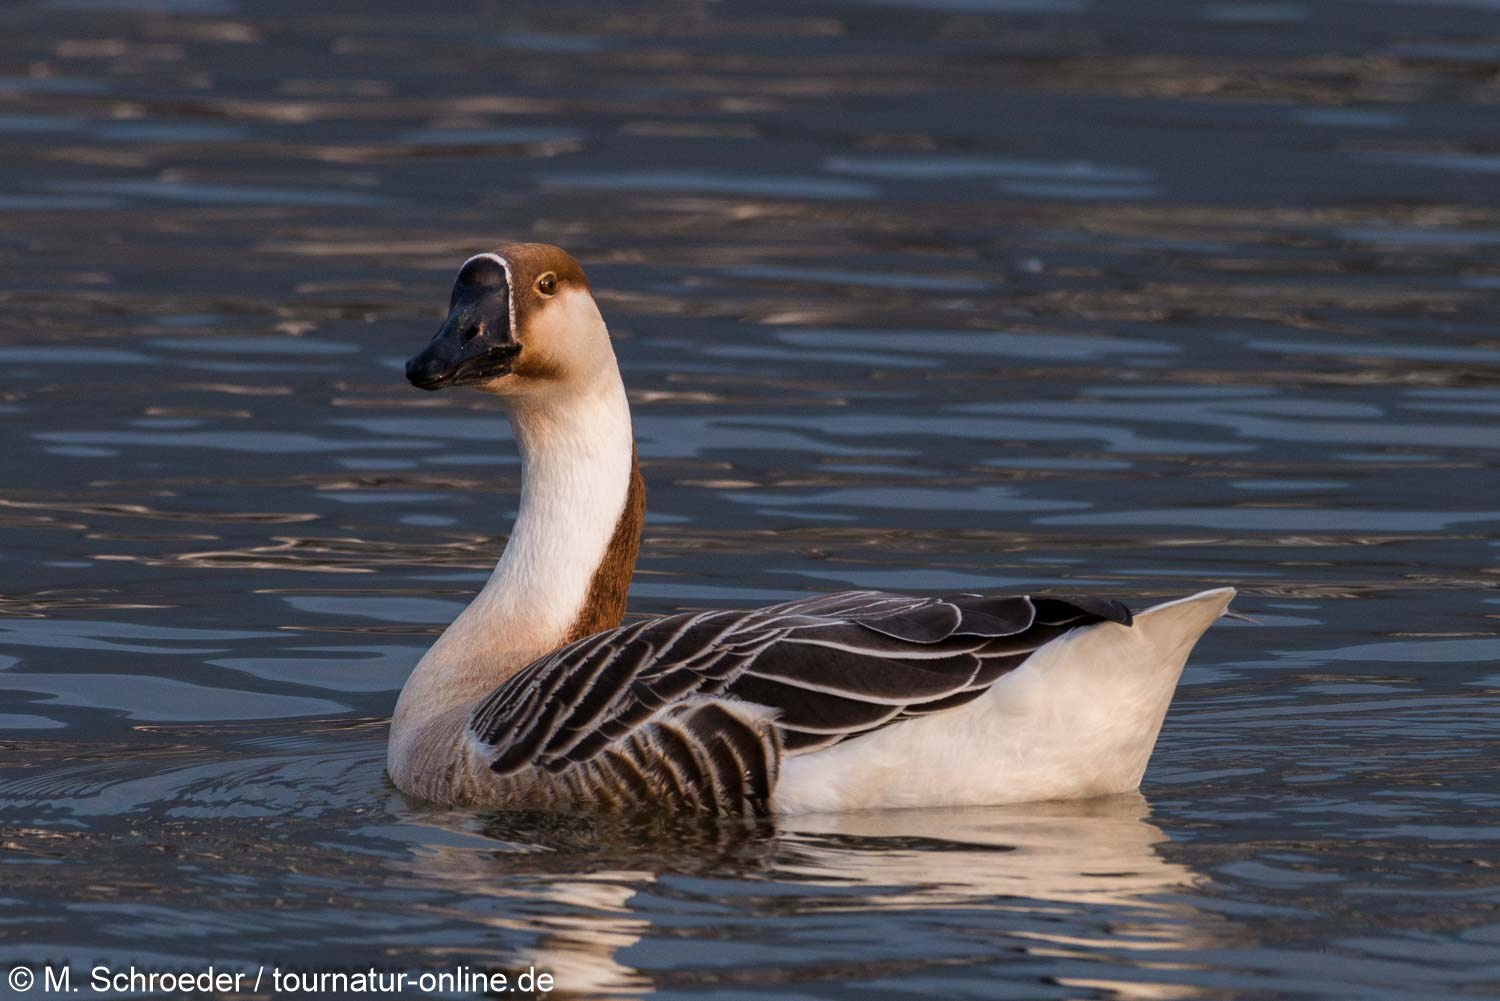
left=470, top=591, right=1130, bottom=814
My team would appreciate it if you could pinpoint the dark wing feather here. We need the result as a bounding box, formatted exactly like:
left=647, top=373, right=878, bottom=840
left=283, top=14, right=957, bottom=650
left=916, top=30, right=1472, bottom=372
left=470, top=591, right=1130, bottom=814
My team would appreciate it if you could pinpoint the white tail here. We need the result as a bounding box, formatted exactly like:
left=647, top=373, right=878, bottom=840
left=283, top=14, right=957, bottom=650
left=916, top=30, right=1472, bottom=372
left=1112, top=586, right=1236, bottom=782
left=774, top=587, right=1235, bottom=813
left=985, top=586, right=1237, bottom=799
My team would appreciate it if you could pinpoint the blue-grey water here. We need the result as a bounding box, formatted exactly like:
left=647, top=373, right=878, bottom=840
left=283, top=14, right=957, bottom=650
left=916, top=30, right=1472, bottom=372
left=2, top=0, right=1499, bottom=997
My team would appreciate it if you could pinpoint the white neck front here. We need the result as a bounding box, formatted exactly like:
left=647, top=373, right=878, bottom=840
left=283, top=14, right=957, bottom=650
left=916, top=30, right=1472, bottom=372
left=479, top=372, right=636, bottom=646
left=391, top=361, right=635, bottom=745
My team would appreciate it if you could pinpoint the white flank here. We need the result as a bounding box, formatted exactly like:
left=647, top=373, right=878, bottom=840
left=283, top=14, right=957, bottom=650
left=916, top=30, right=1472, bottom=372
left=772, top=587, right=1235, bottom=814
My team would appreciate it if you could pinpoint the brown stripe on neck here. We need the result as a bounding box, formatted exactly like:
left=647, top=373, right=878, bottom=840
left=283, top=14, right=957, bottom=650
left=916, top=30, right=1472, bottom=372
left=565, top=445, right=646, bottom=643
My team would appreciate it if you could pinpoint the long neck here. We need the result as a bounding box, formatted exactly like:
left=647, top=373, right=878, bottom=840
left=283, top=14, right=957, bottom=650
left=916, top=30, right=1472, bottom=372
left=392, top=368, right=643, bottom=737
left=482, top=375, right=642, bottom=649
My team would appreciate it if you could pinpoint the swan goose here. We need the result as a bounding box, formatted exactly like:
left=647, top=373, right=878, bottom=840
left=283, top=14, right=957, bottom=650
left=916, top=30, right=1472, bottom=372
left=389, top=243, right=1234, bottom=815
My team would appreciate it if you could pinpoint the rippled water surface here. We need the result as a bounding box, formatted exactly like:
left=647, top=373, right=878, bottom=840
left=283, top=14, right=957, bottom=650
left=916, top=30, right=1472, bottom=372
left=3, top=0, right=1499, bottom=997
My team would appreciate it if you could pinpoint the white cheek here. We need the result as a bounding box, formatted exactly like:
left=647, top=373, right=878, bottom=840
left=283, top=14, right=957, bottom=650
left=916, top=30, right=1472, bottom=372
left=470, top=286, right=611, bottom=398
left=535, top=289, right=613, bottom=376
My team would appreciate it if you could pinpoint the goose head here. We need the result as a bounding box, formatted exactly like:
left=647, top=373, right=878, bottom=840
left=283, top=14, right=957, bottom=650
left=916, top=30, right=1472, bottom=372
left=405, top=243, right=609, bottom=397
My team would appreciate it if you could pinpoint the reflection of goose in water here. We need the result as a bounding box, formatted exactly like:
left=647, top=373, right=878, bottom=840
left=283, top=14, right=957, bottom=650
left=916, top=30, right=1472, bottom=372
left=780, top=793, right=1200, bottom=909
left=774, top=797, right=1214, bottom=1001
left=389, top=812, right=773, bottom=999
left=389, top=244, right=1234, bottom=815
left=396, top=795, right=1207, bottom=999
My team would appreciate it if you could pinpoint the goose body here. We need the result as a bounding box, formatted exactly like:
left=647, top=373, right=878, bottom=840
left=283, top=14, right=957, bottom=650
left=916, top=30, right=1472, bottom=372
left=388, top=243, right=1233, bottom=815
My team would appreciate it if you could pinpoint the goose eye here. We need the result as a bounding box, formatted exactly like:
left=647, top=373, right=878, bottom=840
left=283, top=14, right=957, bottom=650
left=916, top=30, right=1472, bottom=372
left=535, top=273, right=557, bottom=297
